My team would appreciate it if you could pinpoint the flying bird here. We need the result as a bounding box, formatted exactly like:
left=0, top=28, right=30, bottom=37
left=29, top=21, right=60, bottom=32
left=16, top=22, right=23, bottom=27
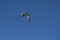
left=16, top=12, right=31, bottom=23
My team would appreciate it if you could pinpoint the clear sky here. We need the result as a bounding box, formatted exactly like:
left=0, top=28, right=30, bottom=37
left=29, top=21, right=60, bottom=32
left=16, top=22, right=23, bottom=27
left=0, top=0, right=60, bottom=40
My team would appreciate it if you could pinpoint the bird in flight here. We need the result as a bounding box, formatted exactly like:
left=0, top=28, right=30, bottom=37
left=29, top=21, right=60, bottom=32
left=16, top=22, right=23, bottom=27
left=16, top=12, right=31, bottom=23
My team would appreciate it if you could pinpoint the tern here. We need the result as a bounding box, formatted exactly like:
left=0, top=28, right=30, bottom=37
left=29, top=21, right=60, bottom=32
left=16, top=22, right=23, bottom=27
left=16, top=12, right=31, bottom=23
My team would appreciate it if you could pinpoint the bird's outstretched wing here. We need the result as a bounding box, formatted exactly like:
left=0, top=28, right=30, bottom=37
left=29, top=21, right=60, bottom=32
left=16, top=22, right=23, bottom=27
left=16, top=15, right=21, bottom=21
left=28, top=15, right=31, bottom=23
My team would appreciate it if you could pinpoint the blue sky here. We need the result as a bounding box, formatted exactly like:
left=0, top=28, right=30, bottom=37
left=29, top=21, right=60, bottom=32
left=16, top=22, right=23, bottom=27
left=0, top=0, right=60, bottom=40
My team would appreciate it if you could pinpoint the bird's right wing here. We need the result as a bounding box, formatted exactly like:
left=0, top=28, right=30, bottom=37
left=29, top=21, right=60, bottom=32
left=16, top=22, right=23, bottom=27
left=28, top=15, right=31, bottom=23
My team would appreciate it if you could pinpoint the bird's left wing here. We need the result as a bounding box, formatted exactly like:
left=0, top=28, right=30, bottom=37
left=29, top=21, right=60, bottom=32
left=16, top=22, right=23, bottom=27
left=16, top=15, right=21, bottom=21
